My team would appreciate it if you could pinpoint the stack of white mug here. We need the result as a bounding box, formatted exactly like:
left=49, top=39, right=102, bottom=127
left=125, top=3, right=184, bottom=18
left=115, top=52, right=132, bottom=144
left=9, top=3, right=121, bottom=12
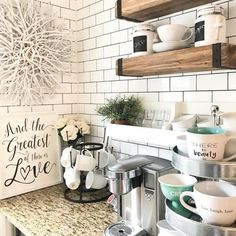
left=61, top=147, right=116, bottom=190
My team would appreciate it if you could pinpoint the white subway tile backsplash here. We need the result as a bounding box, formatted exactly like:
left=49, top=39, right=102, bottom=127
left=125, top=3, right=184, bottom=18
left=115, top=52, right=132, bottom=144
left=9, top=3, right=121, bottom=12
left=112, top=81, right=128, bottom=92
left=91, top=94, right=105, bottom=104
left=5, top=0, right=236, bottom=163
left=227, top=18, right=236, bottom=36
left=90, top=47, right=104, bottom=60
left=53, top=104, right=72, bottom=114
left=104, top=44, right=119, bottom=57
left=84, top=60, right=97, bottom=72
left=51, top=0, right=69, bottom=8
left=90, top=1, right=103, bottom=15
left=229, top=1, right=236, bottom=18
left=72, top=84, right=84, bottom=93
left=148, top=78, right=170, bottom=92
left=104, top=20, right=119, bottom=34
left=171, top=76, right=196, bottom=91
left=78, top=94, right=91, bottom=103
left=83, top=15, right=96, bottom=28
left=111, top=30, right=128, bottom=44
left=85, top=83, right=97, bottom=93
left=184, top=91, right=212, bottom=102
left=63, top=94, right=78, bottom=103
left=213, top=91, right=236, bottom=102
left=229, top=73, right=236, bottom=89
left=72, top=104, right=85, bottom=113
left=159, top=92, right=183, bottom=102
left=90, top=24, right=104, bottom=38
left=97, top=34, right=111, bottom=47
left=78, top=7, right=90, bottom=20
left=97, top=81, right=112, bottom=92
left=83, top=38, right=96, bottom=50
left=103, top=0, right=115, bottom=10
left=97, top=58, right=112, bottom=70
left=120, top=142, right=138, bottom=155
left=78, top=51, right=90, bottom=62
left=96, top=10, right=111, bottom=24
left=104, top=69, right=118, bottom=81
left=84, top=104, right=97, bottom=114
left=91, top=71, right=104, bottom=81
left=171, top=11, right=196, bottom=28
left=197, top=74, right=227, bottom=90
left=129, top=80, right=147, bottom=92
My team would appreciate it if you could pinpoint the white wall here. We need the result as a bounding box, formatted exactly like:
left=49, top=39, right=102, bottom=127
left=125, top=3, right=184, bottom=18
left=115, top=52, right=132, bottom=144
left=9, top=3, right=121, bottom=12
left=75, top=0, right=236, bottom=159
left=1, top=0, right=236, bottom=159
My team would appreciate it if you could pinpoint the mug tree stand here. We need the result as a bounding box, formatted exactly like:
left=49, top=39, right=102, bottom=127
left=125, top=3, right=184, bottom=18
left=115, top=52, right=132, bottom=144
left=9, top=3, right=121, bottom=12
left=64, top=142, right=111, bottom=203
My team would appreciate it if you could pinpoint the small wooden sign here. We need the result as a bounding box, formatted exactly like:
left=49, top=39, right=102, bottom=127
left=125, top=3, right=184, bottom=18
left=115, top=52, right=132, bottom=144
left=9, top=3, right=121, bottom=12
left=0, top=112, right=62, bottom=199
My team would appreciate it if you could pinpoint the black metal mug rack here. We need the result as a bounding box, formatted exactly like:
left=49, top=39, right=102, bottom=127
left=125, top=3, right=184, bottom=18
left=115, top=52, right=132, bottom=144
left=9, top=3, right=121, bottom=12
left=63, top=142, right=111, bottom=203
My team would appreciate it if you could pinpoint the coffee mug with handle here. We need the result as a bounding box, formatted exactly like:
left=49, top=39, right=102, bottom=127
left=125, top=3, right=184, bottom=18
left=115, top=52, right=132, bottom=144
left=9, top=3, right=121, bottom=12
left=157, top=24, right=193, bottom=42
left=85, top=170, right=107, bottom=189
left=75, top=149, right=96, bottom=171
left=97, top=149, right=116, bottom=169
left=180, top=181, right=236, bottom=226
left=186, top=127, right=236, bottom=161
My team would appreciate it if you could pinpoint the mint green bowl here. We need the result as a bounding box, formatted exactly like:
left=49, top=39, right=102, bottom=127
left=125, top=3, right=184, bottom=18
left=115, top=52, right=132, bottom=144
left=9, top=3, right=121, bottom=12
left=158, top=173, right=197, bottom=217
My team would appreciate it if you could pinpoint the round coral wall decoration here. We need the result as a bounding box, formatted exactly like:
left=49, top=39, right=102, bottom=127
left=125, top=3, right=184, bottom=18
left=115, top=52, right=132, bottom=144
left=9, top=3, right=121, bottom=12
left=0, top=0, right=71, bottom=104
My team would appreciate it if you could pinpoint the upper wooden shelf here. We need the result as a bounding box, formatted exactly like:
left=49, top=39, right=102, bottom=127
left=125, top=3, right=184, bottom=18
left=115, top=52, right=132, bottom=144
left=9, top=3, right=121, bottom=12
left=116, top=0, right=219, bottom=22
left=116, top=43, right=236, bottom=77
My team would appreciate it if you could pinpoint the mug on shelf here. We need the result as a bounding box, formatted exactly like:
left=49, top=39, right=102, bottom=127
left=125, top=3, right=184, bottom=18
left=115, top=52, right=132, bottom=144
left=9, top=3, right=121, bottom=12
left=180, top=181, right=236, bottom=226
left=157, top=24, right=193, bottom=42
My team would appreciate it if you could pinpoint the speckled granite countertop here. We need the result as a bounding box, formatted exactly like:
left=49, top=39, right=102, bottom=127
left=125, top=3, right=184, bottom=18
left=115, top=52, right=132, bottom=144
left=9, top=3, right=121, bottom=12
left=0, top=184, right=117, bottom=236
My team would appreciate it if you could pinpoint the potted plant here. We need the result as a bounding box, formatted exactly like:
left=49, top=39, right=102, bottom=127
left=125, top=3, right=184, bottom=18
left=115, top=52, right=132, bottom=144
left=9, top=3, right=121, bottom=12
left=96, top=95, right=144, bottom=125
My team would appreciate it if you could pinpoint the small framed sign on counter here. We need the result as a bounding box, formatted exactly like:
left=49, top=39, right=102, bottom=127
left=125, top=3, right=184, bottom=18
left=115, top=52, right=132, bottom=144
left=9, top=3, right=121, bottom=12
left=0, top=112, right=62, bottom=199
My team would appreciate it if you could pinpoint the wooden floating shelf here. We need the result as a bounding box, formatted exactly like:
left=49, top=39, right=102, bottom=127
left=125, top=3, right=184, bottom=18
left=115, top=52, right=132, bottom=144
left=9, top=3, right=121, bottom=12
left=116, top=43, right=236, bottom=77
left=116, top=0, right=219, bottom=22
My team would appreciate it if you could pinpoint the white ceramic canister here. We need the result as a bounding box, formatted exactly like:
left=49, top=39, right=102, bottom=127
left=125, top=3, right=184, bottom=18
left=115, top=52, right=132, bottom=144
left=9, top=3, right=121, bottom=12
left=195, top=5, right=226, bottom=47
left=132, top=23, right=156, bottom=56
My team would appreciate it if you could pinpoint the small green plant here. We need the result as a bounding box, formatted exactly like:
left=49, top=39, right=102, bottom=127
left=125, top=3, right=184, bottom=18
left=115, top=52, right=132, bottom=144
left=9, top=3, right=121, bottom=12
left=96, top=95, right=144, bottom=125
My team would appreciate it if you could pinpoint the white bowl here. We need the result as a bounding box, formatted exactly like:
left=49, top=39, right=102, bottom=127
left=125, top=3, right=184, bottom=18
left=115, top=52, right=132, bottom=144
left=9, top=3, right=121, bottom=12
left=197, top=119, right=212, bottom=128
left=171, top=115, right=197, bottom=132
left=175, top=135, right=188, bottom=156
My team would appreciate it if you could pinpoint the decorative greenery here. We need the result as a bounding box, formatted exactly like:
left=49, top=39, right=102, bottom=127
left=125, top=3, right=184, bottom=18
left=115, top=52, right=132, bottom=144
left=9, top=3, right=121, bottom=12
left=96, top=95, right=144, bottom=125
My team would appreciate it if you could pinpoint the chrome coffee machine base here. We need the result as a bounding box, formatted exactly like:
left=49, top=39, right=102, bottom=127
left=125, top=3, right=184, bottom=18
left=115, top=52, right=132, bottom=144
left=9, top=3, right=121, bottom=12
left=104, top=221, right=147, bottom=236
left=105, top=155, right=175, bottom=235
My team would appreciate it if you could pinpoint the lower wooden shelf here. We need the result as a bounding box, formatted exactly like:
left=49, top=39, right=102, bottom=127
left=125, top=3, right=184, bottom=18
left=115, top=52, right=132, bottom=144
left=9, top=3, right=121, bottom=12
left=116, top=43, right=236, bottom=77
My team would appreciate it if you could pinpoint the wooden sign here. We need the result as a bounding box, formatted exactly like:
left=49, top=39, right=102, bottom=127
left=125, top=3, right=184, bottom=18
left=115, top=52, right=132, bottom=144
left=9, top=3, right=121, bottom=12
left=0, top=112, right=62, bottom=199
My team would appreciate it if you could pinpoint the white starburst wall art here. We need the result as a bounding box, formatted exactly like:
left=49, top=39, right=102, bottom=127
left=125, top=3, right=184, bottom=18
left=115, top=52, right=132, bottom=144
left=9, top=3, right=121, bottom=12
left=0, top=0, right=71, bottom=105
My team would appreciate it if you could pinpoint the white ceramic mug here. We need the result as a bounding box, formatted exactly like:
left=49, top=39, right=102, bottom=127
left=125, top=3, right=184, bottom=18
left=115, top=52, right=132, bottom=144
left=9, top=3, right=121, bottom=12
left=180, top=181, right=236, bottom=226
left=186, top=127, right=236, bottom=161
left=171, top=114, right=197, bottom=132
left=64, top=167, right=81, bottom=190
left=157, top=24, right=193, bottom=42
left=75, top=149, right=96, bottom=171
left=60, top=147, right=79, bottom=168
left=97, top=150, right=116, bottom=169
left=85, top=171, right=107, bottom=189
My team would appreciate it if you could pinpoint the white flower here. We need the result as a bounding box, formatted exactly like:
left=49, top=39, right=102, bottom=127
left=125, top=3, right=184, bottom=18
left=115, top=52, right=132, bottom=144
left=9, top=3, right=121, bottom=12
left=67, top=119, right=76, bottom=126
left=80, top=122, right=90, bottom=135
left=61, top=125, right=79, bottom=141
left=55, top=118, right=68, bottom=129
